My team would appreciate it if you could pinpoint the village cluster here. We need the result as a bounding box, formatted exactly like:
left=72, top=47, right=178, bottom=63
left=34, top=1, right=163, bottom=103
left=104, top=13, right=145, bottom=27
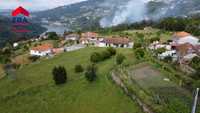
left=149, top=31, right=200, bottom=64
left=12, top=31, right=199, bottom=66
left=25, top=32, right=133, bottom=57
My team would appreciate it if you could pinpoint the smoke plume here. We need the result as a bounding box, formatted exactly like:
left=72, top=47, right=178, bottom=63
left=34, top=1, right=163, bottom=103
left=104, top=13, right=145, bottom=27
left=100, top=0, right=149, bottom=27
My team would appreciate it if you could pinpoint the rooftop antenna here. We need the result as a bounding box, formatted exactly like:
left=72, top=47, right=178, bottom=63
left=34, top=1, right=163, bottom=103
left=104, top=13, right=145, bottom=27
left=191, top=88, right=199, bottom=113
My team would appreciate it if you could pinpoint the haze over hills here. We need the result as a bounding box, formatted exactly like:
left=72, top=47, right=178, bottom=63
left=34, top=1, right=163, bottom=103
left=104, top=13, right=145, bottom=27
left=32, top=0, right=200, bottom=29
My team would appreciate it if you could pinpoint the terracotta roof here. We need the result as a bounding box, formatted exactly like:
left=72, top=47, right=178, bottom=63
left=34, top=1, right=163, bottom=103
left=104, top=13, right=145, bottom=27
left=173, top=32, right=191, bottom=38
left=31, top=44, right=53, bottom=51
left=104, top=37, right=130, bottom=44
left=81, top=32, right=98, bottom=38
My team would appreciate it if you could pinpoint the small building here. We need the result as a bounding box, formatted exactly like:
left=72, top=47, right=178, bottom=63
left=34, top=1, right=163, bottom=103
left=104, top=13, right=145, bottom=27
left=30, top=44, right=53, bottom=56
left=81, top=32, right=98, bottom=39
left=158, top=50, right=177, bottom=61
left=172, top=32, right=199, bottom=45
left=80, top=32, right=99, bottom=44
left=96, top=37, right=133, bottom=48
left=65, top=34, right=80, bottom=41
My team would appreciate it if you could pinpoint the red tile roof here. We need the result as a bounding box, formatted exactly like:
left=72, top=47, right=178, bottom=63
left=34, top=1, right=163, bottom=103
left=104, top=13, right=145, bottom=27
left=104, top=37, right=130, bottom=44
left=173, top=32, right=191, bottom=38
left=31, top=44, right=53, bottom=51
left=81, top=32, right=98, bottom=38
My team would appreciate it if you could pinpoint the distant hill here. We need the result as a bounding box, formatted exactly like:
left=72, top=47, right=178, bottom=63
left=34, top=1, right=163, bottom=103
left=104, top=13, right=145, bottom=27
left=0, top=16, right=46, bottom=48
left=32, top=0, right=200, bottom=30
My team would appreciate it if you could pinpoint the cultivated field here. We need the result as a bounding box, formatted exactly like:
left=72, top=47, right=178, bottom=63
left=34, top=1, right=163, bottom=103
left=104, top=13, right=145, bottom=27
left=128, top=63, right=197, bottom=113
left=0, top=47, right=142, bottom=113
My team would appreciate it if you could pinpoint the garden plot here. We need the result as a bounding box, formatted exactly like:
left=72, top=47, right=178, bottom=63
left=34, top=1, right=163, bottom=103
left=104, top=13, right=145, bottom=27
left=128, top=63, right=195, bottom=113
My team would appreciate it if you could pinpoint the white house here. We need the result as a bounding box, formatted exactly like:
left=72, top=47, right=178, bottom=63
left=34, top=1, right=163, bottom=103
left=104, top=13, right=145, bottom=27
left=30, top=44, right=53, bottom=56
left=80, top=32, right=98, bottom=44
left=65, top=34, right=80, bottom=41
left=172, top=32, right=199, bottom=45
left=96, top=37, right=133, bottom=48
left=158, top=50, right=177, bottom=61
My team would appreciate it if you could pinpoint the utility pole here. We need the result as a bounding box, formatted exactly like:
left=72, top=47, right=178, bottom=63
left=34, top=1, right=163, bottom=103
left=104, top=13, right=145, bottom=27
left=191, top=88, right=199, bottom=113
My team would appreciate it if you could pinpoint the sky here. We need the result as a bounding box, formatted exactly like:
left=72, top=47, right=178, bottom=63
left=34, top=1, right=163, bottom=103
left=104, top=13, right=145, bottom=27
left=0, top=0, right=87, bottom=11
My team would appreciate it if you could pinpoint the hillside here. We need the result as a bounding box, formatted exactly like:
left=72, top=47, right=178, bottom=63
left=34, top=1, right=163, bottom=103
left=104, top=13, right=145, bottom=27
left=0, top=16, right=47, bottom=48
left=32, top=0, right=200, bottom=30
left=0, top=47, right=142, bottom=113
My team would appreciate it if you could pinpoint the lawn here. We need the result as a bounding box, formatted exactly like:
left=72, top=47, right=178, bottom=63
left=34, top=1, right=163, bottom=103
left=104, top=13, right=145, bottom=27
left=0, top=47, right=143, bottom=113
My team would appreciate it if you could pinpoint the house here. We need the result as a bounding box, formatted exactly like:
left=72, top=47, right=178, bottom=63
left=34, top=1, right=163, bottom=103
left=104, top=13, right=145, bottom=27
left=64, top=34, right=80, bottom=41
left=80, top=32, right=98, bottom=44
left=96, top=37, right=133, bottom=48
left=158, top=50, right=177, bottom=61
left=30, top=44, right=53, bottom=56
left=172, top=32, right=199, bottom=45
left=81, top=32, right=98, bottom=39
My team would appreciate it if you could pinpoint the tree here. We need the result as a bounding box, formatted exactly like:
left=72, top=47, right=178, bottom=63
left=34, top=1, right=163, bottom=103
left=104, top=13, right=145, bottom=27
left=52, top=66, right=67, bottom=85
left=107, top=47, right=116, bottom=55
left=48, top=32, right=59, bottom=40
left=90, top=52, right=102, bottom=63
left=116, top=54, right=125, bottom=65
left=190, top=56, right=200, bottom=70
left=101, top=50, right=111, bottom=60
left=75, top=64, right=84, bottom=73
left=135, top=48, right=145, bottom=59
left=85, top=64, right=97, bottom=82
left=133, top=42, right=142, bottom=49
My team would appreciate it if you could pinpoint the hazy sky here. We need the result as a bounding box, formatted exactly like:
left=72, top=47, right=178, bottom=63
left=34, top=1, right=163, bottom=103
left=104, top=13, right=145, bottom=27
left=0, top=0, right=87, bottom=11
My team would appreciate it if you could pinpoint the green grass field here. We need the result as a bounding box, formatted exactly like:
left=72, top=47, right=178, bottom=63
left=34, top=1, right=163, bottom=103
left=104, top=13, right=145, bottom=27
left=0, top=47, right=143, bottom=113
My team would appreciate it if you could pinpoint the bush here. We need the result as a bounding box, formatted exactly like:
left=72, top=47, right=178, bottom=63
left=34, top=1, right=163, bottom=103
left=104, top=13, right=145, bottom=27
left=116, top=54, right=125, bottom=65
left=101, top=50, right=111, bottom=60
left=90, top=52, right=102, bottom=63
left=134, top=48, right=145, bottom=59
left=85, top=64, right=97, bottom=82
left=190, top=56, right=200, bottom=70
left=52, top=66, right=67, bottom=85
left=155, top=47, right=166, bottom=54
left=75, top=64, right=84, bottom=73
left=107, top=47, right=116, bottom=55
left=28, top=56, right=40, bottom=62
left=163, top=56, right=172, bottom=63
left=133, top=42, right=142, bottom=49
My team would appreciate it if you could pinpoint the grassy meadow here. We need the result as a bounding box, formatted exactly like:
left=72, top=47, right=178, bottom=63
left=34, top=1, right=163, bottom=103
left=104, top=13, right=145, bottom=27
left=0, top=47, right=143, bottom=113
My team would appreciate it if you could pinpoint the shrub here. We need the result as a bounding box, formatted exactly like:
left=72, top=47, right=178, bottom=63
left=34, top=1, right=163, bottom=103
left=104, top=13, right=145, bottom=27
left=75, top=64, right=84, bottom=73
left=155, top=47, right=166, bottom=54
left=163, top=56, right=172, bottom=63
left=107, top=47, right=116, bottom=55
left=134, top=48, right=145, bottom=59
left=133, top=42, right=142, bottom=49
left=101, top=50, right=111, bottom=60
left=190, top=56, right=200, bottom=70
left=116, top=54, right=125, bottom=65
left=85, top=64, right=97, bottom=82
left=90, top=52, right=102, bottom=63
left=52, top=66, right=67, bottom=85
left=28, top=56, right=40, bottom=62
